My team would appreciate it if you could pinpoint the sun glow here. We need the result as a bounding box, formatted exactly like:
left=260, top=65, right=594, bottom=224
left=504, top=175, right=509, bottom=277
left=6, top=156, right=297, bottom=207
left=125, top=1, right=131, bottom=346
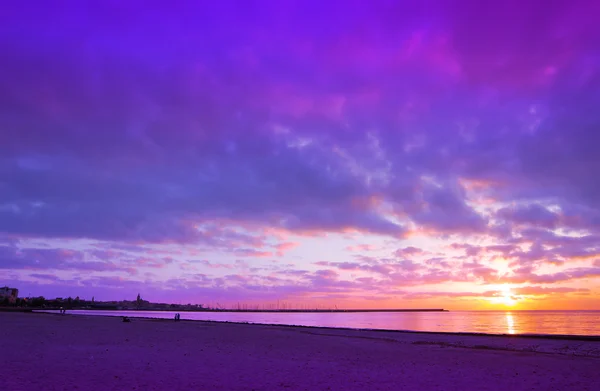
left=490, top=284, right=518, bottom=307
left=501, top=285, right=517, bottom=306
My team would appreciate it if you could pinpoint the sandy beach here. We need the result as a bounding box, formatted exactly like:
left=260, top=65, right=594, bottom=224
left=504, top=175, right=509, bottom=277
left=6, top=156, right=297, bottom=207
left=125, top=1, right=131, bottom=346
left=2, top=312, right=599, bottom=391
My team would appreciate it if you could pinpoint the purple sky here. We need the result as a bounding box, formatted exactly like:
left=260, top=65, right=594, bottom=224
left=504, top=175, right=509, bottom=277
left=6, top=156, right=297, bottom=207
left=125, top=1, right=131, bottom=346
left=1, top=0, right=600, bottom=309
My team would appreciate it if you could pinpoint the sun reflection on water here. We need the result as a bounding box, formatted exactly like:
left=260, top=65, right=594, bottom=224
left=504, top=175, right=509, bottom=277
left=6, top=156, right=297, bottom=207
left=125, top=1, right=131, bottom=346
left=506, top=312, right=515, bottom=334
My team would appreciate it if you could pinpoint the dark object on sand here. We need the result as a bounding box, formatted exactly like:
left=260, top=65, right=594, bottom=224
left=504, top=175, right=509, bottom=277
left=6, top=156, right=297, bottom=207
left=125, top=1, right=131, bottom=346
left=122, top=316, right=131, bottom=323
left=174, top=313, right=181, bottom=321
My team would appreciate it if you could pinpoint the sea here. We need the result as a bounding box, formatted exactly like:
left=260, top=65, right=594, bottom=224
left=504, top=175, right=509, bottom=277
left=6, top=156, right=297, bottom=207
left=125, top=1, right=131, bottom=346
left=39, top=309, right=600, bottom=336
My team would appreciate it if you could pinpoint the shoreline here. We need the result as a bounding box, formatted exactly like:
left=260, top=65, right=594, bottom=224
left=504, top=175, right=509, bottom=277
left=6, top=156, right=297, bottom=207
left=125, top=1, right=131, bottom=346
left=34, top=309, right=600, bottom=341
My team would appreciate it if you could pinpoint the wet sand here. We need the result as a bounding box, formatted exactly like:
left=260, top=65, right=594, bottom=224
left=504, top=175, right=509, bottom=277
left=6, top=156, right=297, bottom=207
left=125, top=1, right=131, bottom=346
left=1, top=312, right=599, bottom=390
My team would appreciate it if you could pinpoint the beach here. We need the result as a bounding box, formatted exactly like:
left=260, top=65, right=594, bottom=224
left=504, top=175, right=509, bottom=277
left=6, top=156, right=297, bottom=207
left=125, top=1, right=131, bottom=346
left=1, top=312, right=599, bottom=390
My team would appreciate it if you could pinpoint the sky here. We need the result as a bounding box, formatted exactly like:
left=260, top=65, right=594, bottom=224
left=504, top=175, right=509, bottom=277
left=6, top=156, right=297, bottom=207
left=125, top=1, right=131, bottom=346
left=1, top=0, right=600, bottom=310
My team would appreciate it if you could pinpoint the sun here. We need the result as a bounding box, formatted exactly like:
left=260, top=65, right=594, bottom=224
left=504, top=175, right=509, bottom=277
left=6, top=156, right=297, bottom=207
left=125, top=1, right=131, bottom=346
left=489, top=284, right=518, bottom=307
left=499, top=285, right=517, bottom=306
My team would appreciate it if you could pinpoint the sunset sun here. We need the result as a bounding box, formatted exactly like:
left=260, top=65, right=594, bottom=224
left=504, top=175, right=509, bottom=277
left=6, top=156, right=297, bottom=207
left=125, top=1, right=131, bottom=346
left=499, top=285, right=517, bottom=307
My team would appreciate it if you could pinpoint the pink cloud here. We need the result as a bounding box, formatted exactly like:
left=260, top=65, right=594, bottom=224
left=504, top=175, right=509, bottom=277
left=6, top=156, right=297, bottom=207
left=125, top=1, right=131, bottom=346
left=503, top=267, right=600, bottom=284
left=132, top=257, right=172, bottom=269
left=192, top=260, right=234, bottom=270
left=233, top=249, right=274, bottom=258
left=394, top=246, right=425, bottom=257
left=346, top=244, right=379, bottom=252
left=513, top=286, right=590, bottom=296
left=273, top=241, right=299, bottom=256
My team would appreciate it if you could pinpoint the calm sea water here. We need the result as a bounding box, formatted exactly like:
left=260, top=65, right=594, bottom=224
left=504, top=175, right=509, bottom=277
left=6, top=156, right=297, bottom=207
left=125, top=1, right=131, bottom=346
left=40, top=310, right=600, bottom=336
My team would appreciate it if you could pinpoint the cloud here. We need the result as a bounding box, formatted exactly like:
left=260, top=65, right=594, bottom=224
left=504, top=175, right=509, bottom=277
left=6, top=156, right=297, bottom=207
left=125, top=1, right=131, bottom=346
left=408, top=180, right=488, bottom=234
left=497, top=204, right=560, bottom=228
left=273, top=241, right=299, bottom=253
left=1, top=1, right=600, bottom=305
left=0, top=1, right=498, bottom=243
left=394, top=246, right=425, bottom=257
left=29, top=273, right=62, bottom=282
left=0, top=246, right=84, bottom=270
left=0, top=235, right=19, bottom=246
left=347, top=244, right=379, bottom=252
left=504, top=267, right=600, bottom=284
left=0, top=245, right=175, bottom=275
left=403, top=285, right=591, bottom=300
left=513, top=286, right=590, bottom=296
left=233, top=249, right=274, bottom=258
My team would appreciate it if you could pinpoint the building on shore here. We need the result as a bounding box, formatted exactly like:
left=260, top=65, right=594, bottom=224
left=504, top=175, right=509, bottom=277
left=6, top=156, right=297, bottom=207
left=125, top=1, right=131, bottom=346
left=0, top=287, right=19, bottom=304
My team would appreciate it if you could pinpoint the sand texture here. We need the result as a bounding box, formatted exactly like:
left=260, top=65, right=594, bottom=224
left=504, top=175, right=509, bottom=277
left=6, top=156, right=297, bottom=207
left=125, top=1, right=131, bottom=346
left=1, top=312, right=599, bottom=390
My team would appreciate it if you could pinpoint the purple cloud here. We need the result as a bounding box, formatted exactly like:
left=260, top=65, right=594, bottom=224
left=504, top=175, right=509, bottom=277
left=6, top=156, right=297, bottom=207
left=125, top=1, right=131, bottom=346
left=498, top=204, right=560, bottom=228
left=504, top=267, right=600, bottom=284
left=1, top=1, right=600, bottom=305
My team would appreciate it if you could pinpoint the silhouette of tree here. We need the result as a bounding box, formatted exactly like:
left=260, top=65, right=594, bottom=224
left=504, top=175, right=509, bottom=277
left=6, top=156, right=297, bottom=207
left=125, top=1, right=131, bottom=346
left=30, top=296, right=46, bottom=307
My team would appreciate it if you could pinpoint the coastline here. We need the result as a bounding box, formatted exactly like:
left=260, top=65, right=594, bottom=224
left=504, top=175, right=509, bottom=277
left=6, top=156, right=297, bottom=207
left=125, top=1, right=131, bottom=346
left=34, top=309, right=600, bottom=341
left=2, top=312, right=599, bottom=390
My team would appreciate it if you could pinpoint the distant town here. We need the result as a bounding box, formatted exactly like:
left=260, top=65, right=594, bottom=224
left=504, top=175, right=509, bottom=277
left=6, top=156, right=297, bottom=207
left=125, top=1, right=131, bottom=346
left=1, top=286, right=204, bottom=311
